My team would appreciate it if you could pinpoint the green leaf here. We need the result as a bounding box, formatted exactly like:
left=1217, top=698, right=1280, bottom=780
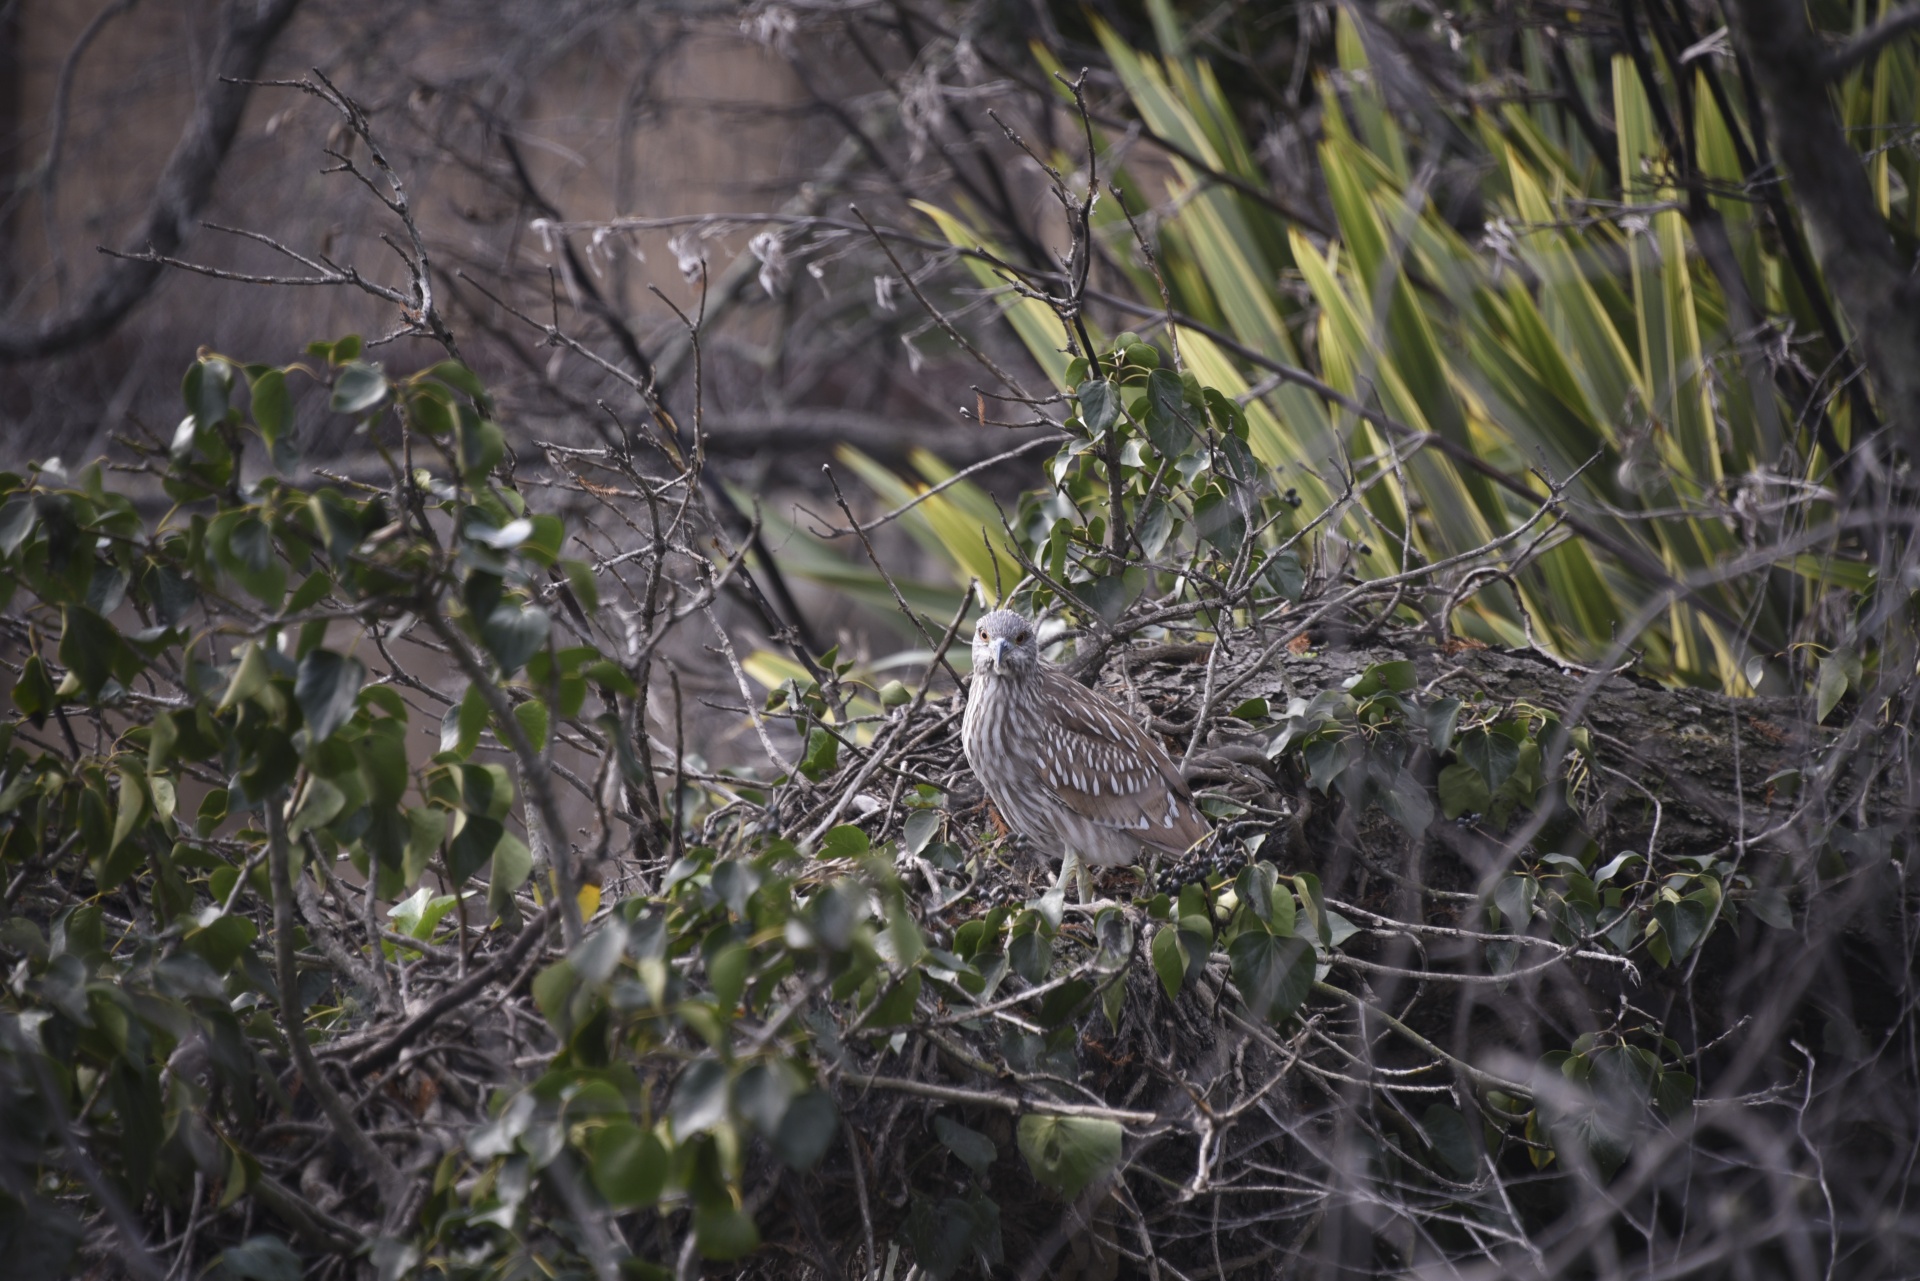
left=404, top=806, right=448, bottom=886
left=1653, top=1070, right=1696, bottom=1118
left=934, top=1114, right=997, bottom=1174
left=798, top=726, right=840, bottom=783
left=1747, top=887, right=1792, bottom=930
left=0, top=1193, right=80, bottom=1281
left=817, top=823, right=867, bottom=859
left=295, top=649, right=365, bottom=743
left=480, top=602, right=550, bottom=676
left=1425, top=698, right=1463, bottom=752
left=1651, top=893, right=1713, bottom=965
left=446, top=814, right=502, bottom=885
left=456, top=416, right=506, bottom=483
left=487, top=832, right=532, bottom=918
left=1190, top=488, right=1245, bottom=553
left=708, top=942, right=750, bottom=1012
left=330, top=362, right=389, bottom=414
left=1016, top=1114, right=1122, bottom=1199
left=184, top=909, right=257, bottom=972
left=108, top=768, right=146, bottom=854
left=1228, top=930, right=1315, bottom=1022
left=1492, top=875, right=1537, bottom=931
left=561, top=559, right=600, bottom=615
left=0, top=496, right=38, bottom=555
left=1235, top=861, right=1278, bottom=929
left=289, top=778, right=345, bottom=838
left=865, top=969, right=922, bottom=1027
left=772, top=1091, right=837, bottom=1170
left=694, top=1202, right=760, bottom=1261
left=1377, top=765, right=1434, bottom=836
left=424, top=359, right=490, bottom=404
left=1420, top=1105, right=1477, bottom=1178
left=1076, top=379, right=1119, bottom=434
left=249, top=368, right=291, bottom=446
left=184, top=356, right=233, bottom=430
left=1814, top=652, right=1851, bottom=724
left=59, top=605, right=121, bottom=697
left=1351, top=659, right=1416, bottom=696
left=1459, top=728, right=1520, bottom=790
left=11, top=652, right=55, bottom=718
left=902, top=808, right=941, bottom=855
left=532, top=960, right=577, bottom=1034
left=1143, top=367, right=1192, bottom=455
left=732, top=1061, right=795, bottom=1135
left=1151, top=924, right=1186, bottom=1000
left=670, top=1058, right=730, bottom=1136
left=587, top=1122, right=668, bottom=1208
left=217, top=1235, right=303, bottom=1281
left=512, top=699, right=549, bottom=752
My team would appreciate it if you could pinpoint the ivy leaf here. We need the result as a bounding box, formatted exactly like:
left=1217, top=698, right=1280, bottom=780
left=934, top=1114, right=997, bottom=1175
left=1016, top=1114, right=1121, bottom=1199
left=1075, top=379, right=1119, bottom=435
left=1425, top=698, right=1463, bottom=752
left=1228, top=930, right=1314, bottom=1023
left=1492, top=875, right=1537, bottom=932
left=1143, top=368, right=1192, bottom=456
left=1377, top=764, right=1434, bottom=836
left=1150, top=924, right=1186, bottom=1000
left=1235, top=861, right=1278, bottom=929
left=1651, top=893, right=1714, bottom=965
left=1438, top=763, right=1491, bottom=819
left=1459, top=728, right=1520, bottom=790
left=295, top=650, right=365, bottom=743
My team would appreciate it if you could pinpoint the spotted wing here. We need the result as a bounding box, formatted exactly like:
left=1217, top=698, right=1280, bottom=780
left=1029, top=667, right=1211, bottom=852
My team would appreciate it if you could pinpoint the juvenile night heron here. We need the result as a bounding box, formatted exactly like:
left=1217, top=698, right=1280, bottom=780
left=962, top=609, right=1210, bottom=901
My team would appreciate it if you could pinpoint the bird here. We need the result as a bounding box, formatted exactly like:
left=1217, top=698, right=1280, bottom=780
left=961, top=608, right=1211, bottom=902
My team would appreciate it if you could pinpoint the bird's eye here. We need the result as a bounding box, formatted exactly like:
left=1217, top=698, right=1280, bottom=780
left=1014, top=631, right=1029, bottom=643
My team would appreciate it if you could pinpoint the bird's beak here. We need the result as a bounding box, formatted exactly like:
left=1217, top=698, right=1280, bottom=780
left=988, top=637, right=1006, bottom=671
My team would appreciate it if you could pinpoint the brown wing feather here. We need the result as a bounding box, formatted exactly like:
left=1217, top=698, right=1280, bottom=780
left=1030, top=668, right=1210, bottom=852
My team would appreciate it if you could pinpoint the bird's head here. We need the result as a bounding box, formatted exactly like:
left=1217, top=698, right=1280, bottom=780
left=971, top=609, right=1039, bottom=680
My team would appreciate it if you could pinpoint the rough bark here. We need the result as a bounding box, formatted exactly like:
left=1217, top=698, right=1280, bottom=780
left=1726, top=0, right=1920, bottom=451
left=0, top=0, right=303, bottom=362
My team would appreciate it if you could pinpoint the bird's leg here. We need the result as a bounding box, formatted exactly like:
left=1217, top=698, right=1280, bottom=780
left=1074, top=854, right=1094, bottom=906
left=1053, top=849, right=1082, bottom=902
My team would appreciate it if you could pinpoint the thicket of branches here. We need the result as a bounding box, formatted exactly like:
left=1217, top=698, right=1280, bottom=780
left=0, top=3, right=1917, bottom=1279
